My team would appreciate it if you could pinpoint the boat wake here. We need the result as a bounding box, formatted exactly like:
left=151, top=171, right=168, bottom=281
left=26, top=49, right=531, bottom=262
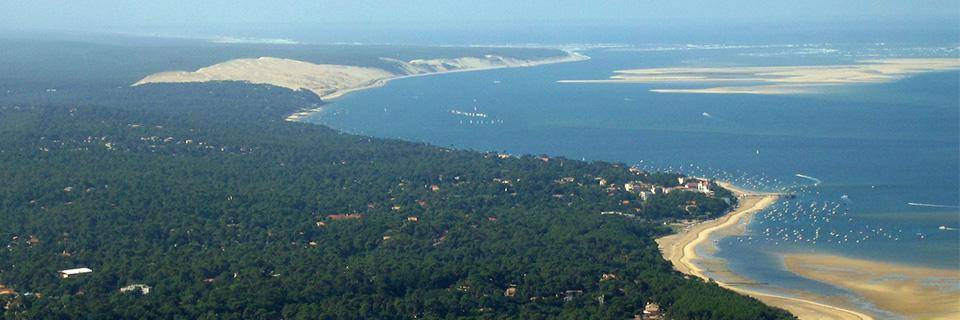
left=794, top=173, right=822, bottom=185
left=907, top=202, right=960, bottom=209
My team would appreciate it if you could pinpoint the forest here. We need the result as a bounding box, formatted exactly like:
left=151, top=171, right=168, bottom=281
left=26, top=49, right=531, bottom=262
left=0, top=39, right=792, bottom=319
left=0, top=82, right=790, bottom=319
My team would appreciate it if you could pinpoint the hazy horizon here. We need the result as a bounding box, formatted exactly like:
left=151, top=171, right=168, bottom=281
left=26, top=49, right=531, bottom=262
left=1, top=1, right=958, bottom=45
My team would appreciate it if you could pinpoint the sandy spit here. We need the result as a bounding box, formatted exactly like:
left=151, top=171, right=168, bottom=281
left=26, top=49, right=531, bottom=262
left=657, top=182, right=875, bottom=320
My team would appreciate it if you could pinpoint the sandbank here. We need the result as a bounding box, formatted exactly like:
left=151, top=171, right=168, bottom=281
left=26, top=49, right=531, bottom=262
left=783, top=253, right=960, bottom=319
left=560, top=58, right=960, bottom=95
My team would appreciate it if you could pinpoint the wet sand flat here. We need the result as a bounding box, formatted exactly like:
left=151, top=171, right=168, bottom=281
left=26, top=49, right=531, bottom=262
left=783, top=253, right=960, bottom=319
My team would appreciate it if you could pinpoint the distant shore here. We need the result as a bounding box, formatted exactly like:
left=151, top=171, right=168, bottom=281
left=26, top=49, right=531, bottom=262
left=657, top=182, right=875, bottom=320
left=313, top=50, right=589, bottom=100
left=131, top=48, right=590, bottom=123
left=287, top=50, right=590, bottom=121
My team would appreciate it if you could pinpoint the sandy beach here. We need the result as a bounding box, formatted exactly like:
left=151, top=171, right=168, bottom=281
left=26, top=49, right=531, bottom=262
left=657, top=182, right=876, bottom=320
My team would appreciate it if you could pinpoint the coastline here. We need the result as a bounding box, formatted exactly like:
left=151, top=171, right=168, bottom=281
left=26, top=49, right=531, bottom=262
left=285, top=50, right=590, bottom=121
left=657, top=182, right=875, bottom=320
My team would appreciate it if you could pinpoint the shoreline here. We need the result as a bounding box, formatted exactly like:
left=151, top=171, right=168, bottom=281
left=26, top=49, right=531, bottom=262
left=657, top=182, right=875, bottom=320
left=285, top=50, right=590, bottom=121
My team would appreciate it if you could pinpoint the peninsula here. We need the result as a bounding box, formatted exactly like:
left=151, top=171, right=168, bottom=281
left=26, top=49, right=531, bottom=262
left=133, top=50, right=589, bottom=121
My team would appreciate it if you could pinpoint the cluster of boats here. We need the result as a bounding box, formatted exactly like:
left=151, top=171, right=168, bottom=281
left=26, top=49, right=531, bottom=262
left=633, top=162, right=936, bottom=248
left=753, top=200, right=907, bottom=246
left=449, top=107, right=504, bottom=125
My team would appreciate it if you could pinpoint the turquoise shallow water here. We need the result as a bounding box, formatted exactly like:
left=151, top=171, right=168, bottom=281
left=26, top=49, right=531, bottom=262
left=307, top=44, right=959, bottom=315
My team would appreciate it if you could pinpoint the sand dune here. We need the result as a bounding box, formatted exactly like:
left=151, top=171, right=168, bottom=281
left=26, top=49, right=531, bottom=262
left=560, top=58, right=960, bottom=95
left=135, top=52, right=587, bottom=101
left=134, top=57, right=395, bottom=99
left=133, top=51, right=588, bottom=121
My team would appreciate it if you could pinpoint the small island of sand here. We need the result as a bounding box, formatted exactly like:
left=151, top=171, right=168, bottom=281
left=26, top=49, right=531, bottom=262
left=559, top=58, right=960, bottom=95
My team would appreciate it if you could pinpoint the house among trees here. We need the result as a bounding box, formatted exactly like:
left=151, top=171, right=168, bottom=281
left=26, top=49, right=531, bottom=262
left=58, top=268, right=93, bottom=279
left=641, top=302, right=662, bottom=319
left=677, top=177, right=714, bottom=195
left=624, top=181, right=652, bottom=193
left=326, top=214, right=363, bottom=221
left=119, top=284, right=151, bottom=295
left=27, top=235, right=40, bottom=246
left=596, top=177, right=608, bottom=186
left=562, top=289, right=583, bottom=302
left=556, top=176, right=576, bottom=184
left=638, top=190, right=653, bottom=201
left=0, top=284, right=16, bottom=296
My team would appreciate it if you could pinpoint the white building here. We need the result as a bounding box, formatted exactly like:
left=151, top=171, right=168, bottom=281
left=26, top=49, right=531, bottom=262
left=697, top=181, right=711, bottom=194
left=59, top=268, right=93, bottom=279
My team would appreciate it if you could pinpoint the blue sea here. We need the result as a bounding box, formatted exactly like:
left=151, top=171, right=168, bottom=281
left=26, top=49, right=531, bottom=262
left=306, top=43, right=960, bottom=316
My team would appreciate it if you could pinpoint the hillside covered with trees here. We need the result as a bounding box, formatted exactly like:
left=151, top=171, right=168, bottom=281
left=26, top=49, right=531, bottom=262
left=0, top=39, right=792, bottom=319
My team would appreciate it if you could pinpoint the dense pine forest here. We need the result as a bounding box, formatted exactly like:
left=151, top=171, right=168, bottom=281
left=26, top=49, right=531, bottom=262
left=0, top=39, right=793, bottom=319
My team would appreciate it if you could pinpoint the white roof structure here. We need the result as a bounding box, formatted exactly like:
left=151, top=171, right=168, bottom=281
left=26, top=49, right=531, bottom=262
left=59, top=268, right=93, bottom=275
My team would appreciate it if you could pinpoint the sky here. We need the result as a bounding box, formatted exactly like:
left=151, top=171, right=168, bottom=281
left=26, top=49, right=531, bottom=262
left=1, top=1, right=957, bottom=44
